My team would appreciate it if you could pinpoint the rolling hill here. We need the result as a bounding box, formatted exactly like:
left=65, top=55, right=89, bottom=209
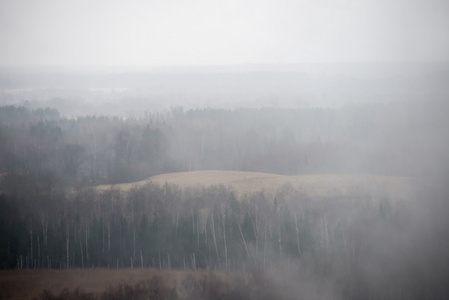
left=96, top=170, right=411, bottom=201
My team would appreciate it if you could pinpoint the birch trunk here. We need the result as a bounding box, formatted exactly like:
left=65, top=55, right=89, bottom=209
left=222, top=217, right=228, bottom=269
left=66, top=224, right=70, bottom=269
left=79, top=233, right=84, bottom=268
left=294, top=213, right=302, bottom=259
left=29, top=223, right=33, bottom=268
left=238, top=223, right=250, bottom=260
left=210, top=212, right=220, bottom=265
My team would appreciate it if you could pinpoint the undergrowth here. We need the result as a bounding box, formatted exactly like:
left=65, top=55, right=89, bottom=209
left=32, top=271, right=278, bottom=300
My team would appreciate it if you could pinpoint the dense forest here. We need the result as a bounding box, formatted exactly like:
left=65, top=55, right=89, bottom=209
left=1, top=102, right=449, bottom=299
left=1, top=101, right=447, bottom=188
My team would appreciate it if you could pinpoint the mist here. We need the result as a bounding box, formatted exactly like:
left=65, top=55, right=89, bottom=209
left=1, top=62, right=448, bottom=117
left=1, top=0, right=449, bottom=299
left=1, top=65, right=449, bottom=299
left=2, top=0, right=449, bottom=66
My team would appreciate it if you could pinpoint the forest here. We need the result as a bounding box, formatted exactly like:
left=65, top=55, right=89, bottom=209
left=1, top=101, right=447, bottom=187
left=1, top=102, right=449, bottom=299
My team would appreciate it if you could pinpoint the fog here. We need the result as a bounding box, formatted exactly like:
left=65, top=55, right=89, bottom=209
left=1, top=0, right=449, bottom=66
left=1, top=62, right=448, bottom=117
left=1, top=64, right=449, bottom=299
left=1, top=1, right=449, bottom=299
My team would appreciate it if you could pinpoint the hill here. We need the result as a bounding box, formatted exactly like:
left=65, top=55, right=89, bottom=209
left=96, top=170, right=411, bottom=201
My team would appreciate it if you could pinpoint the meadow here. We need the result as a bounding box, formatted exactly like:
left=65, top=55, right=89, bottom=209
left=97, top=170, right=411, bottom=201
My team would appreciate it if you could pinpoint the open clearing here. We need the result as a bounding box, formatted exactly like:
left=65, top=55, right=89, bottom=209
left=97, top=170, right=411, bottom=201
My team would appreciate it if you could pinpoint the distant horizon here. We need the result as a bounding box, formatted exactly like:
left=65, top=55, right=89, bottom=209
left=1, top=60, right=448, bottom=73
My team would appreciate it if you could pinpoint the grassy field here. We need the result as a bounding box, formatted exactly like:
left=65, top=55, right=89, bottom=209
left=0, top=268, right=209, bottom=300
left=96, top=170, right=411, bottom=201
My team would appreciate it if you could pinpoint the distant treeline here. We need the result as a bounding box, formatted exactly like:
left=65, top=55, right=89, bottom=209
left=1, top=102, right=448, bottom=192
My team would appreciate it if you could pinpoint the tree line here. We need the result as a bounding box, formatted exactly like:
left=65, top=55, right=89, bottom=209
left=2, top=178, right=448, bottom=298
left=1, top=101, right=447, bottom=191
left=0, top=182, right=344, bottom=270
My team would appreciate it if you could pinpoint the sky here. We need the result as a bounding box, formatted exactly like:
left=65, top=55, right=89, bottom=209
left=1, top=0, right=449, bottom=67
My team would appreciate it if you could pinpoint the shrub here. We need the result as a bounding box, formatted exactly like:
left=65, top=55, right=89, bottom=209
left=33, top=288, right=97, bottom=300
left=101, top=276, right=178, bottom=300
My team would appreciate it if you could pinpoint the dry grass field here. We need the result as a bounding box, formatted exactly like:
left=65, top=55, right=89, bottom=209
left=0, top=268, right=211, bottom=300
left=97, top=170, right=411, bottom=201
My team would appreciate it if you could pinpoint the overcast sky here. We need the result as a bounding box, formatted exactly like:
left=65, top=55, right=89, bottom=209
left=1, top=0, right=449, bottom=67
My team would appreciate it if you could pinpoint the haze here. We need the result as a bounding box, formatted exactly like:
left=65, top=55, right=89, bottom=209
left=1, top=0, right=449, bottom=67
left=1, top=1, right=449, bottom=300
